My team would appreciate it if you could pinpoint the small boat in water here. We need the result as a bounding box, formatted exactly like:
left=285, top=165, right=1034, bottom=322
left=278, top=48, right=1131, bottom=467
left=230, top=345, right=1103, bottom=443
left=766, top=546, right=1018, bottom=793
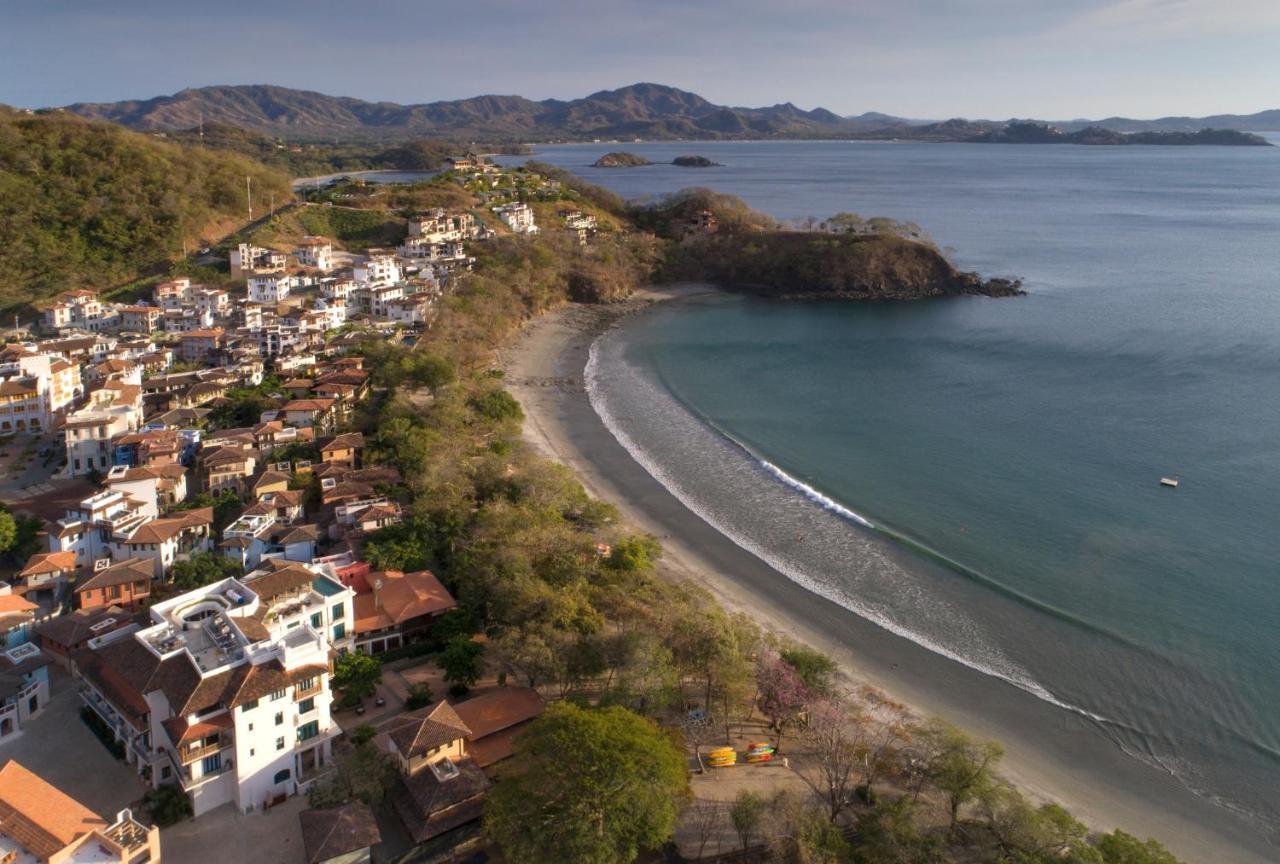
left=1160, top=477, right=1180, bottom=488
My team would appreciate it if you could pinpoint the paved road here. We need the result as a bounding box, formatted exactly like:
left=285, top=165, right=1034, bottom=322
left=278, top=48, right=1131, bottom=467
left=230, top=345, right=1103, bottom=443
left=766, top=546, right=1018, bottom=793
left=0, top=666, right=147, bottom=817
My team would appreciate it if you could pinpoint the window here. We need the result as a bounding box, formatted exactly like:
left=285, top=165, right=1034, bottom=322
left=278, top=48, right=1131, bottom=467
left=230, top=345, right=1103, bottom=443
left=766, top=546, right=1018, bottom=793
left=273, top=769, right=291, bottom=784
left=274, top=712, right=283, bottom=726
left=201, top=754, right=221, bottom=774
left=276, top=737, right=285, bottom=751
left=270, top=689, right=287, bottom=701
left=249, top=748, right=255, bottom=757
left=310, top=612, right=322, bottom=629
left=297, top=677, right=315, bottom=692
left=297, top=721, right=319, bottom=742
left=108, top=584, right=121, bottom=600
left=241, top=699, right=258, bottom=712
left=333, top=623, right=345, bottom=640
left=248, top=723, right=254, bottom=732
left=332, top=603, right=345, bottom=621
left=297, top=697, right=315, bottom=715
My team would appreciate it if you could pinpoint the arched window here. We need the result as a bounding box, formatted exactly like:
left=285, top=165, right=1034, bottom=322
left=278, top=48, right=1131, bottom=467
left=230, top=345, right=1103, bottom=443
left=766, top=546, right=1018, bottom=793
left=273, top=769, right=291, bottom=784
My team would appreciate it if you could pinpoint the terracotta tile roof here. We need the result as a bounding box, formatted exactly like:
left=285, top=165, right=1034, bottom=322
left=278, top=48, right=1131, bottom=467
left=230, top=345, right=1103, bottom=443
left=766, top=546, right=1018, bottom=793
left=452, top=688, right=545, bottom=742
left=282, top=399, right=335, bottom=412
left=34, top=605, right=131, bottom=650
left=228, top=661, right=327, bottom=708
left=299, top=802, right=381, bottom=864
left=124, top=507, right=212, bottom=544
left=392, top=757, right=489, bottom=844
left=254, top=470, right=292, bottom=490
left=320, top=432, right=365, bottom=453
left=353, top=571, right=456, bottom=634
left=161, top=711, right=233, bottom=746
left=243, top=563, right=316, bottom=603
left=277, top=524, right=322, bottom=545
left=0, top=760, right=106, bottom=859
left=19, top=550, right=77, bottom=578
left=75, top=557, right=153, bottom=593
left=0, top=595, right=38, bottom=615
left=378, top=702, right=471, bottom=761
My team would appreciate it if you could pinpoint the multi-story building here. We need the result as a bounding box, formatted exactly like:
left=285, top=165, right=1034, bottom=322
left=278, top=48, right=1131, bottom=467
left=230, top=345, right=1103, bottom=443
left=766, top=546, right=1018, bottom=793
left=493, top=202, right=538, bottom=234
left=154, top=277, right=196, bottom=309
left=74, top=557, right=153, bottom=612
left=294, top=236, right=334, bottom=271
left=0, top=760, right=161, bottom=862
left=179, top=328, right=225, bottom=363
left=196, top=287, right=231, bottom=320
left=0, top=633, right=49, bottom=744
left=43, top=289, right=108, bottom=332
left=64, top=383, right=143, bottom=475
left=0, top=351, right=83, bottom=434
left=120, top=305, right=165, bottom=334
left=247, top=272, right=297, bottom=305
left=406, top=210, right=476, bottom=243
left=353, top=253, right=400, bottom=288
left=231, top=243, right=287, bottom=280
left=76, top=564, right=354, bottom=816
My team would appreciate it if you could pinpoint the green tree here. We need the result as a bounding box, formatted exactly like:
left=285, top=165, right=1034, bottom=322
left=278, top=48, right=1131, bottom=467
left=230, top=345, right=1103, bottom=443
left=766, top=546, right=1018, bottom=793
left=169, top=552, right=242, bottom=592
left=439, top=636, right=485, bottom=692
left=306, top=741, right=399, bottom=808
left=484, top=703, right=688, bottom=864
left=1095, top=831, right=1183, bottom=864
left=979, top=781, right=1098, bottom=863
left=779, top=643, right=839, bottom=694
left=0, top=509, right=15, bottom=554
left=333, top=652, right=382, bottom=708
left=469, top=388, right=523, bottom=423
left=144, top=784, right=193, bottom=827
left=730, top=790, right=767, bottom=852
left=919, top=718, right=1004, bottom=832
left=603, top=536, right=660, bottom=573
left=850, top=796, right=940, bottom=864
left=405, top=682, right=434, bottom=711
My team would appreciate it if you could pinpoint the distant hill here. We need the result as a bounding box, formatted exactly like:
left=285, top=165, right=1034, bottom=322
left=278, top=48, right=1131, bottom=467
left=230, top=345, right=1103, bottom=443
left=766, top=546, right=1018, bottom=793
left=63, top=83, right=1278, bottom=145
left=0, top=107, right=292, bottom=308
left=65, top=83, right=913, bottom=142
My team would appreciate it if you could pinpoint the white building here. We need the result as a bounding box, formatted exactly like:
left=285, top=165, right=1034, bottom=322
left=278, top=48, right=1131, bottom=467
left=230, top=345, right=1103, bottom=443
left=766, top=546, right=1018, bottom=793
left=63, top=384, right=142, bottom=476
left=154, top=278, right=196, bottom=309
left=231, top=243, right=287, bottom=280
left=247, top=272, right=297, bottom=305
left=493, top=202, right=538, bottom=235
left=353, top=254, right=400, bottom=288
left=77, top=563, right=355, bottom=817
left=0, top=351, right=82, bottom=434
left=294, top=237, right=334, bottom=272
left=406, top=210, right=476, bottom=243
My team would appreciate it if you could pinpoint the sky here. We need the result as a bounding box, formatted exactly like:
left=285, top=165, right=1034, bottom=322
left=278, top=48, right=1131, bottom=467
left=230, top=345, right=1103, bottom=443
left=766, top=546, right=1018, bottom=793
left=3, top=0, right=1280, bottom=119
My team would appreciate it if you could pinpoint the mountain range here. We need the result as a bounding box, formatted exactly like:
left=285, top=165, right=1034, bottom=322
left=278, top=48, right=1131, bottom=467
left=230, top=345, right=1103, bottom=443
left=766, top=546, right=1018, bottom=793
left=60, top=83, right=1280, bottom=143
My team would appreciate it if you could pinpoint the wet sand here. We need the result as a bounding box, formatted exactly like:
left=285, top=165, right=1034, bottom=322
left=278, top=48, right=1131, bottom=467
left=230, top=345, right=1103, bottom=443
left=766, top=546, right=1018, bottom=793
left=504, top=285, right=1277, bottom=864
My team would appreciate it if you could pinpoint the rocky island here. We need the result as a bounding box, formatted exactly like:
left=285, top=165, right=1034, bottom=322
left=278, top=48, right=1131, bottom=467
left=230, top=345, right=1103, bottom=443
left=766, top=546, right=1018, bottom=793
left=628, top=188, right=1022, bottom=301
left=672, top=155, right=720, bottom=167
left=591, top=151, right=652, bottom=167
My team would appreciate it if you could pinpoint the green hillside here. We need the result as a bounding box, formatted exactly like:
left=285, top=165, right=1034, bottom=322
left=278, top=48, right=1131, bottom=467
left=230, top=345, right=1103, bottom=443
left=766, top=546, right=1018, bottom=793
left=0, top=107, right=293, bottom=310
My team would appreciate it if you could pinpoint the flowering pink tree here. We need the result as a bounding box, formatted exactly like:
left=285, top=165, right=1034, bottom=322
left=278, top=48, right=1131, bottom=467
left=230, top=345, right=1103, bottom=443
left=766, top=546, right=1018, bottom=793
left=756, top=651, right=812, bottom=753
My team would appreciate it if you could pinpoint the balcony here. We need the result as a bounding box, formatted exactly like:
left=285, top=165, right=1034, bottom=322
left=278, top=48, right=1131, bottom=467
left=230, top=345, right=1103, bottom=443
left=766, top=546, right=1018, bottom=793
left=294, top=682, right=322, bottom=701
left=179, top=737, right=232, bottom=765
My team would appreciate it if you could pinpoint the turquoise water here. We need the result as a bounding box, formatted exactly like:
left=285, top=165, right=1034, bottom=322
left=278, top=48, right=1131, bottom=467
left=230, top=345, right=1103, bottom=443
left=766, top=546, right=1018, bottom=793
left=519, top=141, right=1280, bottom=835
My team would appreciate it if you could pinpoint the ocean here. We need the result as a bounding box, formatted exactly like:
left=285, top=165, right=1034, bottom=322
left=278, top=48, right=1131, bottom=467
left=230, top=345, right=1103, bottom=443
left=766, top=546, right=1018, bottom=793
left=506, top=140, right=1280, bottom=837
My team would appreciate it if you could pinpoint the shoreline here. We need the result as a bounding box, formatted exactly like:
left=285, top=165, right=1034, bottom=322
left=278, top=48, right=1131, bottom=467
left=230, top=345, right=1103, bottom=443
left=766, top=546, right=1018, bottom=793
left=504, top=285, right=1277, bottom=864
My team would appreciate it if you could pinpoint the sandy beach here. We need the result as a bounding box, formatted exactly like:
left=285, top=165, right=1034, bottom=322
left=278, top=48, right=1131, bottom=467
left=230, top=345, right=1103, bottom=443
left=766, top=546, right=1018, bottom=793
left=504, top=284, right=1277, bottom=864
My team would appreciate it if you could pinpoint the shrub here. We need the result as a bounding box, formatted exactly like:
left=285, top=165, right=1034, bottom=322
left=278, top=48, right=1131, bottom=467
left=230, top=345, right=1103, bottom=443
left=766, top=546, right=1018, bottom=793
left=80, top=707, right=126, bottom=760
left=405, top=682, right=434, bottom=710
left=145, top=784, right=193, bottom=827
